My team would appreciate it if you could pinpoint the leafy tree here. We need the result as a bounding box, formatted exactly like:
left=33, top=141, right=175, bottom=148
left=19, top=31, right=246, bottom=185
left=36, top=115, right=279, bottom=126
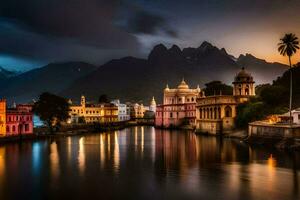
left=259, top=85, right=288, bottom=106
left=98, top=94, right=110, bottom=103
left=33, top=92, right=70, bottom=133
left=278, top=33, right=299, bottom=125
left=203, top=81, right=233, bottom=96
left=236, top=101, right=265, bottom=128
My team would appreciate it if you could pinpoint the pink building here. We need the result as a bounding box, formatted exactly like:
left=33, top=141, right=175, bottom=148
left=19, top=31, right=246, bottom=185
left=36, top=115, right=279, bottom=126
left=155, top=79, right=200, bottom=128
left=6, top=104, right=34, bottom=136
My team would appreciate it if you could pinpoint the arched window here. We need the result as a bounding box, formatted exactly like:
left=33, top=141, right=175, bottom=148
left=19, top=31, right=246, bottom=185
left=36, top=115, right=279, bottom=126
left=210, top=108, right=213, bottom=119
left=245, top=85, right=250, bottom=95
left=191, top=97, right=194, bottom=102
left=12, top=126, right=16, bottom=132
left=6, top=126, right=10, bottom=133
left=245, top=88, right=249, bottom=95
left=225, top=106, right=232, bottom=117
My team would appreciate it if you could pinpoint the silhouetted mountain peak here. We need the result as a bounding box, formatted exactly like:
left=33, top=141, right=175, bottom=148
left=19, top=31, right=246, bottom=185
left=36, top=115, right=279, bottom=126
left=220, top=48, right=227, bottom=55
left=199, top=41, right=214, bottom=50
left=238, top=53, right=267, bottom=64
left=169, top=45, right=181, bottom=53
left=0, top=66, right=19, bottom=80
left=148, top=43, right=169, bottom=62
left=151, top=43, right=168, bottom=53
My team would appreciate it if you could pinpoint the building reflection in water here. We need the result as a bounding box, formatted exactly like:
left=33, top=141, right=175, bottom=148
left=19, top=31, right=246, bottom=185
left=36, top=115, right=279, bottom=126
left=150, top=127, right=156, bottom=163
left=50, top=141, right=60, bottom=184
left=0, top=127, right=299, bottom=199
left=67, top=137, right=72, bottom=166
left=100, top=134, right=105, bottom=169
left=141, top=126, right=144, bottom=155
left=32, top=142, right=42, bottom=174
left=0, top=147, right=5, bottom=189
left=78, top=137, right=85, bottom=176
left=114, top=132, right=120, bottom=173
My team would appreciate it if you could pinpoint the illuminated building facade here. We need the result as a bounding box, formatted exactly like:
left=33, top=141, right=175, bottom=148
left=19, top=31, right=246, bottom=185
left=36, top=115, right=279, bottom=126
left=149, top=97, right=157, bottom=113
left=69, top=95, right=118, bottom=123
left=0, top=99, right=6, bottom=136
left=103, top=103, right=119, bottom=122
left=196, top=68, right=255, bottom=134
left=155, top=79, right=200, bottom=128
left=130, top=103, right=146, bottom=119
left=6, top=104, right=34, bottom=136
left=111, top=99, right=130, bottom=121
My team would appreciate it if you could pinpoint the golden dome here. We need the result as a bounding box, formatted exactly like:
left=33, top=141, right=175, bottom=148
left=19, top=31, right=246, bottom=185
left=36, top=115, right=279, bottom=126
left=177, top=78, right=189, bottom=89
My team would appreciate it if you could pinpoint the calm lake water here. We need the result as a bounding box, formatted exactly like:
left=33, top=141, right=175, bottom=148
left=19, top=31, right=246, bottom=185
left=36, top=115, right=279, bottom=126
left=0, top=126, right=299, bottom=200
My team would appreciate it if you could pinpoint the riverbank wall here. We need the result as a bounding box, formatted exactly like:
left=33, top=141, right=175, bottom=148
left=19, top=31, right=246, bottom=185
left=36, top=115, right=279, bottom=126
left=246, top=122, right=300, bottom=150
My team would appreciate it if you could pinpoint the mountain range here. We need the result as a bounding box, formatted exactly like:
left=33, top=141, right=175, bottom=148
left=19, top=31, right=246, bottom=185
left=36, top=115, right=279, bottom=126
left=0, top=66, right=20, bottom=81
left=0, top=41, right=288, bottom=104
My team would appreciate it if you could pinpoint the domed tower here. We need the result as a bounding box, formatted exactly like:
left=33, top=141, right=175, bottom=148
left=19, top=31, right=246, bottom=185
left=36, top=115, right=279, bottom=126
left=80, top=95, right=86, bottom=107
left=232, top=67, right=255, bottom=97
left=177, top=78, right=189, bottom=90
left=150, top=96, right=156, bottom=113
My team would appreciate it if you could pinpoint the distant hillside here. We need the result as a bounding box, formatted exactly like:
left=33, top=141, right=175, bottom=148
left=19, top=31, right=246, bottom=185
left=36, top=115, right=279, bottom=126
left=62, top=42, right=287, bottom=104
left=0, top=62, right=97, bottom=103
left=237, top=54, right=286, bottom=84
left=0, top=66, right=19, bottom=81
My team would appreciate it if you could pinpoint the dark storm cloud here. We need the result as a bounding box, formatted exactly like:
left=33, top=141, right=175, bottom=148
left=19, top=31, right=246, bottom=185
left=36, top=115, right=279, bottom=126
left=1, top=0, right=300, bottom=70
left=0, top=0, right=142, bottom=67
left=0, top=0, right=178, bottom=69
left=126, top=10, right=177, bottom=37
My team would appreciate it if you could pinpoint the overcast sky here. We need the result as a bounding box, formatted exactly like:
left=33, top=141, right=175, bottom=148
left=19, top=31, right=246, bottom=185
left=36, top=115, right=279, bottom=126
left=1, top=0, right=300, bottom=70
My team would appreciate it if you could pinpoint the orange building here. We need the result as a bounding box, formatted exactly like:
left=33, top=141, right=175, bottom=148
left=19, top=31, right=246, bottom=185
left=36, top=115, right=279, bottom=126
left=0, top=100, right=6, bottom=136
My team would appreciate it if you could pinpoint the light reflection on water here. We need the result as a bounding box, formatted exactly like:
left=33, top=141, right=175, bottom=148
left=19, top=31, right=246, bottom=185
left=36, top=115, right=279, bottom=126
left=0, top=126, right=299, bottom=200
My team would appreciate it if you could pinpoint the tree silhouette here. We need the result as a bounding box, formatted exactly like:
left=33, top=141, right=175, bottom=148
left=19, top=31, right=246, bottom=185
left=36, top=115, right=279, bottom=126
left=33, top=92, right=70, bottom=133
left=98, top=94, right=110, bottom=103
left=278, top=33, right=299, bottom=125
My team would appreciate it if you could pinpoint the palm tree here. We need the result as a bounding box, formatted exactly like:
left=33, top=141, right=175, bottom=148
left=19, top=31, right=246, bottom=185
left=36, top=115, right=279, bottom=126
left=278, top=33, right=299, bottom=126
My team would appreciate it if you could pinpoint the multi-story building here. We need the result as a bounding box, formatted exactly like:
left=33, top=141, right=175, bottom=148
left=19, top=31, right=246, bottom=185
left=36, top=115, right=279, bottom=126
left=111, top=99, right=130, bottom=121
left=69, top=95, right=118, bottom=123
left=196, top=67, right=255, bottom=134
left=0, top=99, right=6, bottom=136
left=155, top=79, right=201, bottom=128
left=0, top=100, right=34, bottom=136
left=69, top=96, right=103, bottom=123
left=6, top=104, right=34, bottom=136
left=103, top=103, right=119, bottom=123
left=130, top=103, right=145, bottom=119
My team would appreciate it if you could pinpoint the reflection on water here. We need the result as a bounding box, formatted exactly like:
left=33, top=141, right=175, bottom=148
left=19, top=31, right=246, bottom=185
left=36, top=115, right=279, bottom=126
left=0, top=146, right=5, bottom=191
left=0, top=126, right=299, bottom=200
left=50, top=141, right=60, bottom=184
left=78, top=137, right=85, bottom=176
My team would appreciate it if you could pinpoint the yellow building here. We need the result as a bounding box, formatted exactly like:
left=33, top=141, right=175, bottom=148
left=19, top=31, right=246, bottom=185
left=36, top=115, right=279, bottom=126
left=130, top=103, right=145, bottom=119
left=103, top=105, right=118, bottom=122
left=0, top=99, right=6, bottom=136
left=196, top=68, right=255, bottom=134
left=69, top=95, right=118, bottom=123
